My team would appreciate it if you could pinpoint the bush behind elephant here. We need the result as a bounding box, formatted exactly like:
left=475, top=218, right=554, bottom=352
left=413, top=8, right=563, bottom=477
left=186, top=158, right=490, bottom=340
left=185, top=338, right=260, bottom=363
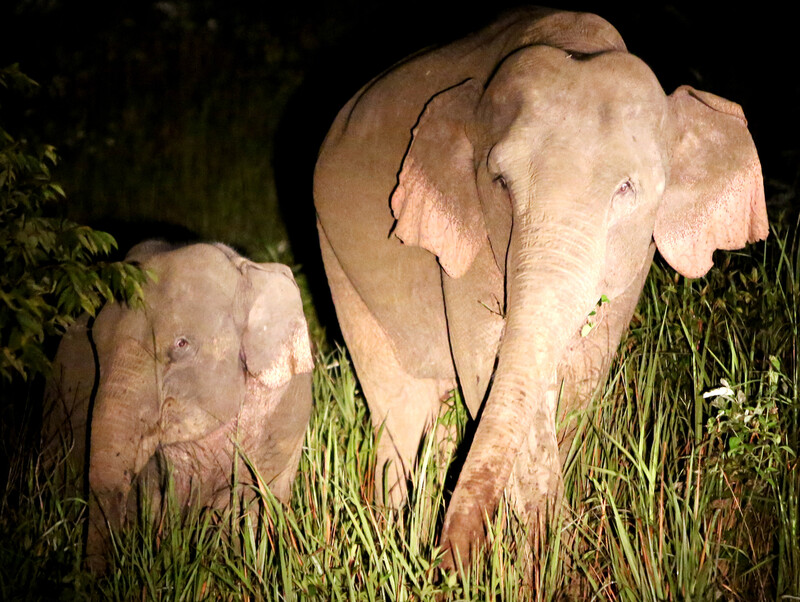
left=43, top=240, right=314, bottom=572
left=313, top=7, right=768, bottom=567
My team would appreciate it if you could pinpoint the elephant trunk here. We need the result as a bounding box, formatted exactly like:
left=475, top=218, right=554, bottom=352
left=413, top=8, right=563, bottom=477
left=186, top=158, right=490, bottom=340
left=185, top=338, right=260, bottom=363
left=86, top=330, right=160, bottom=571
left=442, top=195, right=604, bottom=562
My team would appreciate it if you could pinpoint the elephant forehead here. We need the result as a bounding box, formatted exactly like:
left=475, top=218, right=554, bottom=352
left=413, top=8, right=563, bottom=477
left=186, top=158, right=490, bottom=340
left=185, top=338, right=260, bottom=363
left=484, top=48, right=668, bottom=183
left=579, top=51, right=666, bottom=115
left=150, top=283, right=236, bottom=337
left=486, top=46, right=666, bottom=129
left=146, top=247, right=238, bottom=307
left=155, top=270, right=236, bottom=306
left=142, top=247, right=241, bottom=342
left=146, top=245, right=240, bottom=288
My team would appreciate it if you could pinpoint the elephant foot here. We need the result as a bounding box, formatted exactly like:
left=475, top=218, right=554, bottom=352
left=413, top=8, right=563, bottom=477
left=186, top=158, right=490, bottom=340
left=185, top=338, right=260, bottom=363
left=438, top=463, right=562, bottom=573
left=85, top=551, right=109, bottom=575
left=438, top=502, right=488, bottom=572
left=439, top=495, right=557, bottom=573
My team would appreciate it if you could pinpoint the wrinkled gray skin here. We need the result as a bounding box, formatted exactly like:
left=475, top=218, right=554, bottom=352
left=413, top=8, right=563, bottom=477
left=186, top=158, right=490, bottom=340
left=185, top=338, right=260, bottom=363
left=43, top=241, right=313, bottom=572
left=313, top=8, right=767, bottom=567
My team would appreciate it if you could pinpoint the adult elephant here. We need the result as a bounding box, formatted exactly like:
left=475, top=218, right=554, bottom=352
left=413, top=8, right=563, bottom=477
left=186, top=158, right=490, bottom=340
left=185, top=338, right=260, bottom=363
left=43, top=241, right=314, bottom=572
left=313, top=7, right=767, bottom=566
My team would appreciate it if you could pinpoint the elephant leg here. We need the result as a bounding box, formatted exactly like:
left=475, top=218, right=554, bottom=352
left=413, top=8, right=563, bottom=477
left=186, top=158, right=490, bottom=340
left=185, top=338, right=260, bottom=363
left=370, top=376, right=457, bottom=507
left=241, top=371, right=313, bottom=504
left=319, top=227, right=455, bottom=506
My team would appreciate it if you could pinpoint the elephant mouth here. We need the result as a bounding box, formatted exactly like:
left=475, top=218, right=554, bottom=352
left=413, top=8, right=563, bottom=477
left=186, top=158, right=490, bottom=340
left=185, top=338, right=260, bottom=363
left=157, top=396, right=234, bottom=446
left=157, top=396, right=178, bottom=438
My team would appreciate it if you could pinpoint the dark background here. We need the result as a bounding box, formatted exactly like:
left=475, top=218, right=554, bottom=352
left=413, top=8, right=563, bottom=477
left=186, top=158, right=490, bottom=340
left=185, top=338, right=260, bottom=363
left=1, top=1, right=797, bottom=289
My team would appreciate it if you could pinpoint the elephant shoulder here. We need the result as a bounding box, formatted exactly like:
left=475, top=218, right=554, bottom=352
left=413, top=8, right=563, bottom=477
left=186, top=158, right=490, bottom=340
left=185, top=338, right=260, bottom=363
left=125, top=239, right=175, bottom=264
left=43, top=314, right=95, bottom=469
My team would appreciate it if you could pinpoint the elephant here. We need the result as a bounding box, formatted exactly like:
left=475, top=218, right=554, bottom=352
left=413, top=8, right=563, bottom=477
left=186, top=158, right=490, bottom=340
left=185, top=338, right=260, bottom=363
left=42, top=240, right=314, bottom=571
left=312, top=7, right=768, bottom=567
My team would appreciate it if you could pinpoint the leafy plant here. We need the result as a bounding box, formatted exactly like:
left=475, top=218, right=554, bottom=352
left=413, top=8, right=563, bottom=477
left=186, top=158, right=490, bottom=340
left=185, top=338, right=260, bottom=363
left=582, top=294, right=610, bottom=337
left=0, top=64, right=147, bottom=382
left=704, top=363, right=794, bottom=488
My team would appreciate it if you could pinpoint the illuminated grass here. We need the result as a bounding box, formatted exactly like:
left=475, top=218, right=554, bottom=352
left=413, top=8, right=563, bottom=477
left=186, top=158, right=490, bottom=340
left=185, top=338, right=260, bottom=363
left=1, top=225, right=798, bottom=600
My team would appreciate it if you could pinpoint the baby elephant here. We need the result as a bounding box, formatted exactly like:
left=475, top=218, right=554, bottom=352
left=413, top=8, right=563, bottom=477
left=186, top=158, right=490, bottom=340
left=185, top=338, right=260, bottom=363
left=43, top=240, right=313, bottom=571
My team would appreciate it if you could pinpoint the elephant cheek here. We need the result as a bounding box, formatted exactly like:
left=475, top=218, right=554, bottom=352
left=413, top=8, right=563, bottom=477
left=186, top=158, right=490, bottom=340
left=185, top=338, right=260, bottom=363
left=601, top=213, right=657, bottom=298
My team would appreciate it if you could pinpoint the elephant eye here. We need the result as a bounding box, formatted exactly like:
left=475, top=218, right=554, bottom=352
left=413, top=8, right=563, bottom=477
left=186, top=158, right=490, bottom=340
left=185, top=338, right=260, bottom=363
left=611, top=178, right=638, bottom=217
left=615, top=179, right=635, bottom=197
left=494, top=175, right=508, bottom=190
left=168, top=336, right=194, bottom=362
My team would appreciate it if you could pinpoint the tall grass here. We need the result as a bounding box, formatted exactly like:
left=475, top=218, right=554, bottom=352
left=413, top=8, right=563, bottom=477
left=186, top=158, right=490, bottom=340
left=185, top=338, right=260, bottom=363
left=560, top=221, right=800, bottom=600
left=1, top=221, right=798, bottom=600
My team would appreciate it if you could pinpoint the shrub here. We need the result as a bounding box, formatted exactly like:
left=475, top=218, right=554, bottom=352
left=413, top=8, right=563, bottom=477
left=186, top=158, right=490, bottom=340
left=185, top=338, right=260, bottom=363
left=0, top=64, right=146, bottom=383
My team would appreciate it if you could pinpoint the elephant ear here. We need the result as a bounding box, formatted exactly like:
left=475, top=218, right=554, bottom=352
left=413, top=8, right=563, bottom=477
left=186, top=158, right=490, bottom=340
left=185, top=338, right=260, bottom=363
left=239, top=263, right=314, bottom=389
left=655, top=85, right=768, bottom=278
left=390, top=79, right=484, bottom=279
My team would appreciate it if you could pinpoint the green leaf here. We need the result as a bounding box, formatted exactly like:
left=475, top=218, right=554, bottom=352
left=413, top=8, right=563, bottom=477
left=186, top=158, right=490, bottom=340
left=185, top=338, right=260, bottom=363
left=0, top=65, right=147, bottom=382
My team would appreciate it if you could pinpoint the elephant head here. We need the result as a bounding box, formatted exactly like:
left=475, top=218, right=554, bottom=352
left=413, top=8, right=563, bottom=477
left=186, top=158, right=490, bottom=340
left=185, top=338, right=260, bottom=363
left=314, top=8, right=767, bottom=569
left=391, top=33, right=765, bottom=562
left=45, top=241, right=313, bottom=571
